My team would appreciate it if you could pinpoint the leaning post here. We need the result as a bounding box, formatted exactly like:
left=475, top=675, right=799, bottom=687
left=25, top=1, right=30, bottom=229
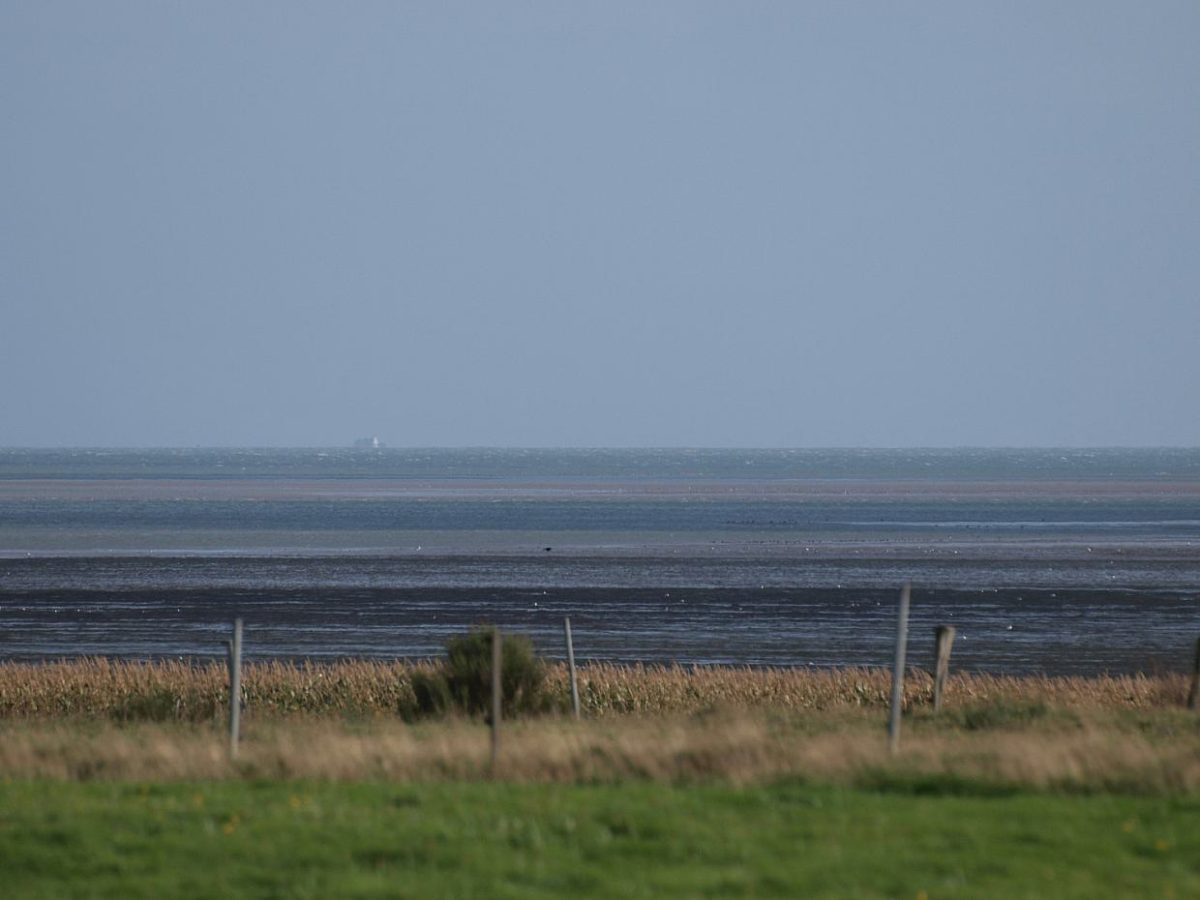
left=490, top=626, right=503, bottom=771
left=888, top=584, right=911, bottom=754
left=228, top=618, right=243, bottom=759
left=564, top=617, right=581, bottom=720
left=933, top=624, right=956, bottom=713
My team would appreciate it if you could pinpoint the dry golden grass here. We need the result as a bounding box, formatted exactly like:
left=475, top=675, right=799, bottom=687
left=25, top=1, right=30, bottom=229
left=2, top=711, right=1198, bottom=791
left=0, top=658, right=1190, bottom=721
left=569, top=662, right=1191, bottom=714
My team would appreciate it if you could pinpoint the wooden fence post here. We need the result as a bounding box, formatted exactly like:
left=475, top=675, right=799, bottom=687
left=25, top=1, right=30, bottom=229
left=1188, top=636, right=1200, bottom=711
left=888, top=584, right=911, bottom=754
left=564, top=617, right=581, bottom=720
left=228, top=618, right=243, bottom=759
left=490, top=627, right=502, bottom=771
left=933, top=625, right=956, bottom=713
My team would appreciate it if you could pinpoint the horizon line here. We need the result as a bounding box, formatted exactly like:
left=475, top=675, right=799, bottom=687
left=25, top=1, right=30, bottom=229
left=2, top=445, right=1199, bottom=452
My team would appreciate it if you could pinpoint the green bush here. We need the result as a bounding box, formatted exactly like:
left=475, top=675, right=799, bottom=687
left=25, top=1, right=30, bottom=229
left=410, top=627, right=550, bottom=719
left=410, top=669, right=453, bottom=717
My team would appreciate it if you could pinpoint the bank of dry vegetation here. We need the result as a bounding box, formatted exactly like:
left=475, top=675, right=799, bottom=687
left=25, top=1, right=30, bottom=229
left=1, top=658, right=1197, bottom=790
left=2, top=707, right=1199, bottom=791
left=0, top=658, right=1190, bottom=721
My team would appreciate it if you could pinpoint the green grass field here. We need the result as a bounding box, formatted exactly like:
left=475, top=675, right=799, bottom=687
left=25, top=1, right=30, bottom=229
left=2, top=779, right=1197, bottom=898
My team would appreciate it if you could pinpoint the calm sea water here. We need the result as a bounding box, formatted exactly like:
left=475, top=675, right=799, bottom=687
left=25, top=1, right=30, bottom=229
left=1, top=448, right=1198, bottom=673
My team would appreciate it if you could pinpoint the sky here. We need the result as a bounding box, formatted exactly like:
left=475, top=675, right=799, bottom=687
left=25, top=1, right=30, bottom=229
left=2, top=2, right=1198, bottom=448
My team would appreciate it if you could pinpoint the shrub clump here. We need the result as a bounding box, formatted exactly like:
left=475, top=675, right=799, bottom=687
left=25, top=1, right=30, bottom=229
left=410, top=627, right=551, bottom=719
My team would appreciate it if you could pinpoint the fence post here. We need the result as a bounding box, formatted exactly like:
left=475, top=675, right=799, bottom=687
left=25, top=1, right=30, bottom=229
left=888, top=584, right=911, bottom=754
left=228, top=618, right=243, bottom=759
left=490, top=626, right=502, bottom=771
left=933, top=625, right=956, bottom=713
left=1188, top=636, right=1200, bottom=711
left=564, top=617, right=581, bottom=720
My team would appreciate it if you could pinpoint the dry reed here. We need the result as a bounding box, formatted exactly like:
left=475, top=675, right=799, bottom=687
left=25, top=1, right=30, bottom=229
left=0, top=658, right=1190, bottom=721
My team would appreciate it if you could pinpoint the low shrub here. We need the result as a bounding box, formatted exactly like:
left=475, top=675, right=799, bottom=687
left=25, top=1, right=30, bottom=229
left=410, top=627, right=551, bottom=719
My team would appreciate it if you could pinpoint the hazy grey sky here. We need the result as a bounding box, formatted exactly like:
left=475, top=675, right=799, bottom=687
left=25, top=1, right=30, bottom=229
left=3, top=2, right=1197, bottom=447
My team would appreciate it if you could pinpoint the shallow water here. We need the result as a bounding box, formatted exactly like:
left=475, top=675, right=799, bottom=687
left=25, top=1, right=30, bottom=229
left=1, top=448, right=1198, bottom=673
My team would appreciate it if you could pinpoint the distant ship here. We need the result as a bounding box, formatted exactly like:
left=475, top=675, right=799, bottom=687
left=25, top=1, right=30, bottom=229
left=353, top=436, right=385, bottom=449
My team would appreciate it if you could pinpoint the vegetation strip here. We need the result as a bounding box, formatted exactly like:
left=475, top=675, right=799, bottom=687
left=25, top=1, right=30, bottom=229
left=0, top=658, right=1190, bottom=720
left=1, top=780, right=1197, bottom=898
left=2, top=709, right=1198, bottom=790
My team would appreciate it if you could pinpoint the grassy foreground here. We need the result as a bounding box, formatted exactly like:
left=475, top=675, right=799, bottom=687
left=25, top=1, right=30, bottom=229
left=3, top=661, right=1198, bottom=897
left=2, top=779, right=1198, bottom=899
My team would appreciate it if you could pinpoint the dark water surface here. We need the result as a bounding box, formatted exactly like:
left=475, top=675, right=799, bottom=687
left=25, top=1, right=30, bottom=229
left=2, top=448, right=1198, bottom=674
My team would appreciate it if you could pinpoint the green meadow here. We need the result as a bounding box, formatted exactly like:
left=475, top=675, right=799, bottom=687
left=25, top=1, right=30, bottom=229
left=2, top=779, right=1197, bottom=899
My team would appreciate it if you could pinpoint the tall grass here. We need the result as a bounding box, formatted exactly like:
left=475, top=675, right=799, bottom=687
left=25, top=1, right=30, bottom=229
left=2, top=712, right=1198, bottom=790
left=0, top=658, right=1189, bottom=721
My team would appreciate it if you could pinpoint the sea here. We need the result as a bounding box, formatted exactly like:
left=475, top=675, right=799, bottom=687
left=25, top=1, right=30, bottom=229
left=1, top=447, right=1198, bottom=675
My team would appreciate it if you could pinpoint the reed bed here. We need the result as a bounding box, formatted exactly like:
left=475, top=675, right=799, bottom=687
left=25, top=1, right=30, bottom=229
left=0, top=658, right=1190, bottom=721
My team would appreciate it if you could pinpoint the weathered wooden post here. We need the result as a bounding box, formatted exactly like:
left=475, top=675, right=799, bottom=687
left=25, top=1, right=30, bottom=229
left=564, top=617, right=581, bottom=720
left=1188, top=636, right=1200, bottom=711
left=933, top=624, right=956, bottom=713
left=888, top=584, right=911, bottom=754
left=227, top=618, right=243, bottom=759
left=490, top=626, right=502, bottom=771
